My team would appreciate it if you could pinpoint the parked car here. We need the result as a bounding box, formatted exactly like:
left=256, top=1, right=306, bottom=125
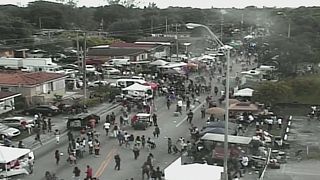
left=0, top=117, right=34, bottom=130
left=62, top=64, right=79, bottom=70
left=67, top=113, right=100, bottom=130
left=0, top=123, right=21, bottom=138
left=23, top=105, right=60, bottom=116
left=85, top=65, right=96, bottom=72
left=88, top=80, right=109, bottom=88
left=104, top=67, right=121, bottom=75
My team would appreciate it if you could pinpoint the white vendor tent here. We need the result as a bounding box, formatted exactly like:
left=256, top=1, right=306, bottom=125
left=0, top=146, right=30, bottom=163
left=199, top=55, right=215, bottom=60
left=122, top=83, right=153, bottom=99
left=164, top=157, right=223, bottom=180
left=149, top=60, right=169, bottom=66
left=233, top=88, right=254, bottom=97
left=122, top=83, right=151, bottom=91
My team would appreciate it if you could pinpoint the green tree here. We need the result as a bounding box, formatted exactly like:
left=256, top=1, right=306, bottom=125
left=252, top=82, right=293, bottom=106
left=0, top=13, right=33, bottom=41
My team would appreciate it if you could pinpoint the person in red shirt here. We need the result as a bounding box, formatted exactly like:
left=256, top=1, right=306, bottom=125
left=85, top=165, right=93, bottom=179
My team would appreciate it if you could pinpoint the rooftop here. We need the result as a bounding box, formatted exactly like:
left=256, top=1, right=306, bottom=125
left=109, top=42, right=158, bottom=50
left=0, top=71, right=65, bottom=87
left=0, top=91, right=21, bottom=100
left=88, top=48, right=146, bottom=57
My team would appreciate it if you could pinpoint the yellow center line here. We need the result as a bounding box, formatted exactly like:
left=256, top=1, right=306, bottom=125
left=96, top=148, right=117, bottom=177
left=94, top=147, right=116, bottom=177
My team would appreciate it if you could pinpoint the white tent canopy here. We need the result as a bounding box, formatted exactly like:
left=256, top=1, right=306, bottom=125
left=199, top=55, right=215, bottom=60
left=122, top=83, right=151, bottom=91
left=164, top=157, right=223, bottom=180
left=149, top=60, right=169, bottom=66
left=244, top=35, right=254, bottom=39
left=0, top=146, right=31, bottom=163
left=234, top=88, right=254, bottom=97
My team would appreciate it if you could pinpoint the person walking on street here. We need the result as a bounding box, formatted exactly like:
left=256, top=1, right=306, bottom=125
left=152, top=114, right=158, bottom=126
left=201, top=105, right=206, bottom=119
left=153, top=125, right=160, bottom=138
left=114, top=154, right=121, bottom=170
left=67, top=131, right=74, bottom=142
left=73, top=166, right=81, bottom=180
left=155, top=166, right=163, bottom=180
left=55, top=150, right=60, bottom=165
left=186, top=98, right=191, bottom=110
left=110, top=112, right=116, bottom=125
left=88, top=138, right=93, bottom=155
left=104, top=121, right=111, bottom=136
left=278, top=117, right=282, bottom=129
left=28, top=157, right=33, bottom=174
left=187, top=110, right=194, bottom=124
left=167, top=138, right=172, bottom=154
left=166, top=99, right=171, bottom=110
left=54, top=129, right=60, bottom=144
left=142, top=162, right=150, bottom=180
left=133, top=144, right=140, bottom=160
left=141, top=135, right=146, bottom=149
left=47, top=118, right=52, bottom=133
left=113, top=123, right=119, bottom=137
left=94, top=139, right=100, bottom=156
left=85, top=165, right=93, bottom=180
left=33, top=132, right=43, bottom=145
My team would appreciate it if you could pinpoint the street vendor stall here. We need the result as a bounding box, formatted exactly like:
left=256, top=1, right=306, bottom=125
left=233, top=88, right=254, bottom=97
left=229, top=102, right=259, bottom=112
left=122, top=83, right=153, bottom=100
left=131, top=113, right=152, bottom=130
left=0, top=146, right=33, bottom=178
left=164, top=157, right=223, bottom=180
left=201, top=133, right=252, bottom=164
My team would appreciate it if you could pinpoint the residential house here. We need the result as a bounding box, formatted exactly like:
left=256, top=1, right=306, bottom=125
left=0, top=91, right=21, bottom=115
left=110, top=42, right=167, bottom=60
left=135, top=37, right=175, bottom=59
left=0, top=71, right=66, bottom=105
left=87, top=44, right=149, bottom=62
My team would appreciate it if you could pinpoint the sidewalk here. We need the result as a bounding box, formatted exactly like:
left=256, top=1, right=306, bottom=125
left=21, top=101, right=121, bottom=150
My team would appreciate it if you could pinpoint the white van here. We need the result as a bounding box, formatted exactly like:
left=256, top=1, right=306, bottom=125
left=115, top=79, right=146, bottom=89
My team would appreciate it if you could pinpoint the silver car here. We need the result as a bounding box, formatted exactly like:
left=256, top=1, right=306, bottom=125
left=0, top=117, right=34, bottom=130
left=0, top=123, right=21, bottom=138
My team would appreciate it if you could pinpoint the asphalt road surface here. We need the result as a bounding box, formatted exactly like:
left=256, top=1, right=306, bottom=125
left=17, top=57, right=249, bottom=180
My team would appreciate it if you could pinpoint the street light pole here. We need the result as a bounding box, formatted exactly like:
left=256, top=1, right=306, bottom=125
left=186, top=23, right=230, bottom=180
left=224, top=48, right=230, bottom=180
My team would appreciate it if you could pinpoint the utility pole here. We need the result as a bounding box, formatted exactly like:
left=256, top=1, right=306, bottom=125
left=165, top=17, right=168, bottom=34
left=83, top=33, right=87, bottom=100
left=220, top=14, right=224, bottom=43
left=39, top=17, right=42, bottom=29
left=241, top=14, right=244, bottom=38
left=287, top=21, right=291, bottom=38
left=175, top=24, right=179, bottom=61
left=76, top=32, right=80, bottom=69
left=151, top=17, right=154, bottom=34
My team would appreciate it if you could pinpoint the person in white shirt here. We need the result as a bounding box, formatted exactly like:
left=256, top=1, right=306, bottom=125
left=278, top=118, right=282, bottom=129
left=103, top=121, right=111, bottom=136
left=241, top=155, right=249, bottom=174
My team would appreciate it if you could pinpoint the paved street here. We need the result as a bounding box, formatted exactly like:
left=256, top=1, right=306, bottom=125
left=12, top=56, right=256, bottom=180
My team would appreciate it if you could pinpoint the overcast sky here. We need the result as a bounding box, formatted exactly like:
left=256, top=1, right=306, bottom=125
left=1, top=0, right=320, bottom=8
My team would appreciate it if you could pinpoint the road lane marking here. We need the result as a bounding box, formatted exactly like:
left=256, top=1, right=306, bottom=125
left=175, top=101, right=206, bottom=127
left=96, top=148, right=117, bottom=177
left=95, top=147, right=117, bottom=177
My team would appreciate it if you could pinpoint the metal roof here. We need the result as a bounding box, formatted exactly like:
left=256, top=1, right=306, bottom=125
left=201, top=133, right=252, bottom=145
